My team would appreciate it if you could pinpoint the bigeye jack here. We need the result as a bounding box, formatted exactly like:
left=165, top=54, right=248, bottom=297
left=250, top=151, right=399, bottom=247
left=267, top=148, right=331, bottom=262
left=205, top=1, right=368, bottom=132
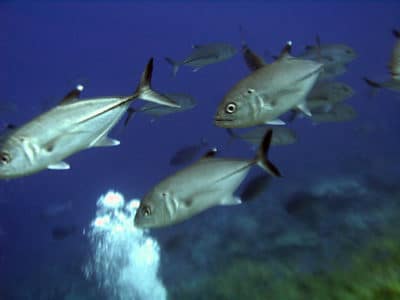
left=0, top=58, right=179, bottom=179
left=134, top=130, right=281, bottom=229
left=215, top=41, right=323, bottom=128
left=165, top=42, right=237, bottom=76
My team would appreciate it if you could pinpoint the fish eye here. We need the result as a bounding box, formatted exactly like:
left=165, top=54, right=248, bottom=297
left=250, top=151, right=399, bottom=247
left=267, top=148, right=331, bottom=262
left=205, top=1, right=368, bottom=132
left=0, top=152, right=11, bottom=165
left=141, top=205, right=152, bottom=217
left=225, top=103, right=237, bottom=114
left=247, top=88, right=255, bottom=94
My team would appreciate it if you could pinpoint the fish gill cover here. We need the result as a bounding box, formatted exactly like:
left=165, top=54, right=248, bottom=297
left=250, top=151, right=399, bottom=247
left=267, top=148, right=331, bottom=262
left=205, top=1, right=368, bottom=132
left=84, top=190, right=166, bottom=300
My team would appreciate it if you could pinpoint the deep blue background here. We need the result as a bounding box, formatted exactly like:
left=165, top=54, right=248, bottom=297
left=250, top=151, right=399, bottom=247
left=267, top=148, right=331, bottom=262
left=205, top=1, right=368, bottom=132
left=0, top=1, right=399, bottom=294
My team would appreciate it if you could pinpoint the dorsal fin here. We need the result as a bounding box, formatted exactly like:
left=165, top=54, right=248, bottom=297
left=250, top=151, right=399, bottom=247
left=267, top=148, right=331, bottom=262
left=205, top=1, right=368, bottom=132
left=202, top=148, right=217, bottom=159
left=278, top=41, right=293, bottom=60
left=59, top=84, right=84, bottom=105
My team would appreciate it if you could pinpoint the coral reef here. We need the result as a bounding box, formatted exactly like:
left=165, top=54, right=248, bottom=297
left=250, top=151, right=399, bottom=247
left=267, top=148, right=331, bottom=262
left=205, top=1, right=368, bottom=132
left=173, top=224, right=400, bottom=300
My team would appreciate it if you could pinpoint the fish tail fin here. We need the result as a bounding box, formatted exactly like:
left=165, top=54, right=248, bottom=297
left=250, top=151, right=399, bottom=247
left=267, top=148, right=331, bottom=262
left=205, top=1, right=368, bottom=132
left=363, top=77, right=382, bottom=89
left=255, top=129, right=282, bottom=177
left=134, top=58, right=180, bottom=108
left=165, top=57, right=180, bottom=76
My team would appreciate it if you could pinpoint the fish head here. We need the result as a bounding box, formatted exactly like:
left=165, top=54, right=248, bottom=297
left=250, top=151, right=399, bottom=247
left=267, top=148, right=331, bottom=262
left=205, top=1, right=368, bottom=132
left=325, top=44, right=357, bottom=65
left=0, top=136, right=32, bottom=179
left=338, top=45, right=357, bottom=63
left=223, top=44, right=238, bottom=58
left=134, top=190, right=172, bottom=229
left=214, top=86, right=260, bottom=128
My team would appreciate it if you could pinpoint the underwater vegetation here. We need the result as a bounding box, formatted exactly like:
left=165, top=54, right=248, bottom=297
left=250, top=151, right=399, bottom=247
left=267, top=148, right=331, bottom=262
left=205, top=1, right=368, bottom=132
left=173, top=196, right=400, bottom=300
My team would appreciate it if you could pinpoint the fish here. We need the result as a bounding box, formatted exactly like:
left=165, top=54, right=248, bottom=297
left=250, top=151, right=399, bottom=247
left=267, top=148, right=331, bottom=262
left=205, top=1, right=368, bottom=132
left=364, top=29, right=400, bottom=92
left=227, top=126, right=297, bottom=146
left=311, top=103, right=357, bottom=124
left=51, top=225, right=77, bottom=240
left=240, top=173, right=272, bottom=202
left=123, top=93, right=196, bottom=126
left=169, top=138, right=208, bottom=166
left=0, top=58, right=179, bottom=179
left=300, top=35, right=357, bottom=66
left=299, top=36, right=356, bottom=80
left=165, top=42, right=237, bottom=76
left=134, top=129, right=281, bottom=228
left=306, top=81, right=354, bottom=110
left=215, top=41, right=323, bottom=128
left=263, top=36, right=355, bottom=80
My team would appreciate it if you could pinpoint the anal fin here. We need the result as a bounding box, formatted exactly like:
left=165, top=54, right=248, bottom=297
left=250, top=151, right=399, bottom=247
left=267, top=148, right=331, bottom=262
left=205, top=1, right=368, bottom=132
left=48, top=161, right=70, bottom=170
left=265, top=119, right=286, bottom=125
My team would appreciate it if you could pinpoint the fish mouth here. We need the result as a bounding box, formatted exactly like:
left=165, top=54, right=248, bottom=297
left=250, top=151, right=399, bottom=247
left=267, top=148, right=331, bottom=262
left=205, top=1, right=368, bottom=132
left=214, top=117, right=236, bottom=128
left=214, top=117, right=234, bottom=122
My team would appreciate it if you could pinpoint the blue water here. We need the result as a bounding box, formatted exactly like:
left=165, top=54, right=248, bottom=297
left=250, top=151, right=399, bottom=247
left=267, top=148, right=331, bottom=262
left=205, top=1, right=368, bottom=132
left=1, top=2, right=400, bottom=299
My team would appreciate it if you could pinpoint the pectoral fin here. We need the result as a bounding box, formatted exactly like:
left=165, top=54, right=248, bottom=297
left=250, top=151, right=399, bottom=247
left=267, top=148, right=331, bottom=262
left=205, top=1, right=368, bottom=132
left=48, top=161, right=70, bottom=170
left=220, top=195, right=242, bottom=206
left=297, top=103, right=312, bottom=117
left=92, top=137, right=120, bottom=147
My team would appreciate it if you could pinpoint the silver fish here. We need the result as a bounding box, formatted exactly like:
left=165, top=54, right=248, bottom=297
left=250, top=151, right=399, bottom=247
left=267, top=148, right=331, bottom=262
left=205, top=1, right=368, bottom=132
left=0, top=58, right=179, bottom=179
left=300, top=36, right=357, bottom=66
left=165, top=42, right=237, bottom=76
left=134, top=130, right=281, bottom=228
left=307, top=81, right=354, bottom=110
left=227, top=126, right=297, bottom=146
left=215, top=42, right=323, bottom=128
left=299, top=36, right=356, bottom=80
left=311, top=103, right=357, bottom=124
left=364, top=29, right=400, bottom=92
